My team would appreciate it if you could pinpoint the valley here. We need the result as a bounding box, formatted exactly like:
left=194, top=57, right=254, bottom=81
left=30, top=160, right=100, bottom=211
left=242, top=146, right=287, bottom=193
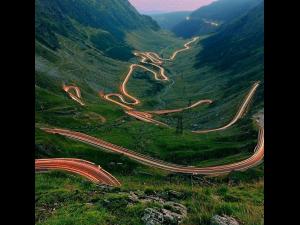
left=38, top=37, right=262, bottom=181
left=37, top=35, right=262, bottom=176
left=35, top=0, right=264, bottom=224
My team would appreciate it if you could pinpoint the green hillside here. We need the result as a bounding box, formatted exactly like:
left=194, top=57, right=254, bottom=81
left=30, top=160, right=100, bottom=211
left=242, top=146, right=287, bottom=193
left=172, top=0, right=262, bottom=38
left=132, top=2, right=264, bottom=131
left=150, top=11, right=191, bottom=30
left=196, top=2, right=264, bottom=70
left=35, top=0, right=183, bottom=114
left=35, top=0, right=164, bottom=60
left=35, top=0, right=264, bottom=224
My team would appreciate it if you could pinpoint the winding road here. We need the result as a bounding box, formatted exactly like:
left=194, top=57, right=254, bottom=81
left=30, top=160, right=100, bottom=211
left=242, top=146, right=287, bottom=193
left=98, top=37, right=215, bottom=125
left=193, top=82, right=260, bottom=133
left=148, top=99, right=213, bottom=115
left=124, top=110, right=169, bottom=127
left=100, top=37, right=206, bottom=109
left=63, top=84, right=85, bottom=106
left=38, top=36, right=264, bottom=185
left=120, top=81, right=259, bottom=131
left=40, top=123, right=263, bottom=175
left=63, top=37, right=213, bottom=124
left=35, top=158, right=121, bottom=186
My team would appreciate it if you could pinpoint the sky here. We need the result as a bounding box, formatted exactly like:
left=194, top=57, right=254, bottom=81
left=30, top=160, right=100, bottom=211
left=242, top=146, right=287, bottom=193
left=129, top=0, right=216, bottom=14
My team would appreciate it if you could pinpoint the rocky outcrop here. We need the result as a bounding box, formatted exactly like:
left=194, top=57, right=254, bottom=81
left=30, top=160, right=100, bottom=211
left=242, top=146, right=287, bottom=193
left=142, top=202, right=187, bottom=225
left=211, top=215, right=239, bottom=225
left=163, top=202, right=187, bottom=217
left=91, top=186, right=188, bottom=225
left=127, top=190, right=188, bottom=225
left=142, top=208, right=165, bottom=225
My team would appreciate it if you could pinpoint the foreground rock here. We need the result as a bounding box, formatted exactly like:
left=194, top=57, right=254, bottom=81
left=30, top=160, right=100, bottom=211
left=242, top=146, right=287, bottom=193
left=211, top=215, right=239, bottom=225
left=96, top=186, right=188, bottom=225
left=142, top=208, right=164, bottom=225
left=142, top=202, right=187, bottom=225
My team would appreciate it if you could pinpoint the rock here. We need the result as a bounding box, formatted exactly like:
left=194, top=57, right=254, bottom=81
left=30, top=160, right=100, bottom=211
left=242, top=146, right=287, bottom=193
left=129, top=190, right=182, bottom=205
left=142, top=208, right=164, bottom=225
left=163, top=202, right=187, bottom=217
left=142, top=203, right=187, bottom=225
left=96, top=184, right=119, bottom=192
left=154, top=190, right=186, bottom=201
left=128, top=191, right=139, bottom=203
left=135, top=190, right=145, bottom=197
left=161, top=208, right=184, bottom=224
left=141, top=196, right=165, bottom=204
left=211, top=215, right=239, bottom=225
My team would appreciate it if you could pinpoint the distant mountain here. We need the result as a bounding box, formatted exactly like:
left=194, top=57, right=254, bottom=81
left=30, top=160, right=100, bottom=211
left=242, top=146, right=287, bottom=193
left=196, top=1, right=264, bottom=70
left=35, top=0, right=159, bottom=60
left=150, top=11, right=191, bottom=30
left=141, top=10, right=169, bottom=15
left=159, top=2, right=264, bottom=130
left=195, top=1, right=264, bottom=105
left=172, top=0, right=262, bottom=38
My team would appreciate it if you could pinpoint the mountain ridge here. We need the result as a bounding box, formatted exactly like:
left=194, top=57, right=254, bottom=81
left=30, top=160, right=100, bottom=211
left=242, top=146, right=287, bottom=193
left=150, top=11, right=191, bottom=30
left=172, top=0, right=262, bottom=38
left=35, top=0, right=160, bottom=60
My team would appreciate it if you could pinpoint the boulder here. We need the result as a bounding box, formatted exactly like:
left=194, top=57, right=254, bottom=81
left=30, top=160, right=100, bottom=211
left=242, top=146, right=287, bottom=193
left=211, top=215, right=239, bottom=225
left=96, top=184, right=117, bottom=192
left=142, top=203, right=187, bottom=225
left=128, top=191, right=139, bottom=203
left=161, top=208, right=184, bottom=224
left=142, top=208, right=164, bottom=225
left=163, top=202, right=187, bottom=217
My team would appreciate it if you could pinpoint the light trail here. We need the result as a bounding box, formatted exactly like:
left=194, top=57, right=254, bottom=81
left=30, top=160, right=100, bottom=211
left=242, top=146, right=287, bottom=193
left=41, top=122, right=263, bottom=175
left=124, top=110, right=169, bottom=127
left=99, top=37, right=213, bottom=124
left=193, top=82, right=260, bottom=133
left=35, top=158, right=121, bottom=186
left=63, top=84, right=85, bottom=106
left=101, top=37, right=201, bottom=108
left=39, top=36, right=263, bottom=183
left=148, top=99, right=213, bottom=115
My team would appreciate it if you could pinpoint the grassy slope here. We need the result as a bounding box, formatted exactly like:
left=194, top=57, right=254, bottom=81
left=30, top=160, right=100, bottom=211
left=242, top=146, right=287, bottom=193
left=35, top=1, right=264, bottom=224
left=36, top=169, right=263, bottom=225
left=35, top=0, right=160, bottom=60
left=172, top=0, right=262, bottom=38
left=36, top=36, right=263, bottom=225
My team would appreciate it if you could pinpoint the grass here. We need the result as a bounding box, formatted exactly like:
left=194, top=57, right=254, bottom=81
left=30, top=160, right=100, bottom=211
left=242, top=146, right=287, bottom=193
left=35, top=114, right=258, bottom=168
left=35, top=23, right=264, bottom=224
left=36, top=170, right=263, bottom=225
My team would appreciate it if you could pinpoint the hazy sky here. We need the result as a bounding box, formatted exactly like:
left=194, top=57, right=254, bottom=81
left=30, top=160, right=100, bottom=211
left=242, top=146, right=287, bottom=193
left=129, top=0, right=216, bottom=13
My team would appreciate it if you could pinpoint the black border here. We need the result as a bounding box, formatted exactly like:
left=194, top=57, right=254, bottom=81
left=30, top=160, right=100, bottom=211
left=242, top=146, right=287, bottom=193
left=265, top=0, right=297, bottom=224
left=1, top=0, right=295, bottom=223
left=1, top=0, right=35, bottom=223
